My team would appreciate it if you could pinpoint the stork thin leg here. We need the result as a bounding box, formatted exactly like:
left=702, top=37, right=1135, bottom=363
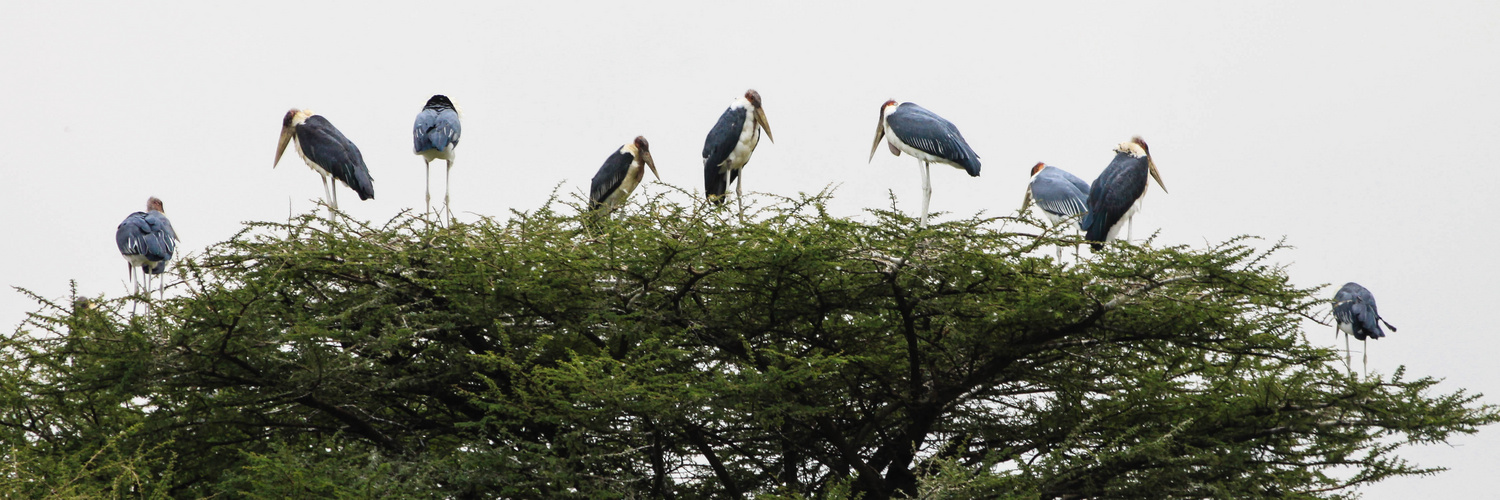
left=919, top=161, right=932, bottom=227
left=445, top=160, right=454, bottom=222
left=1127, top=217, right=1134, bottom=243
left=735, top=172, right=745, bottom=214
left=1350, top=333, right=1362, bottom=372
left=319, top=175, right=334, bottom=214
left=129, top=264, right=138, bottom=316
left=1363, top=339, right=1369, bottom=377
left=425, top=161, right=432, bottom=217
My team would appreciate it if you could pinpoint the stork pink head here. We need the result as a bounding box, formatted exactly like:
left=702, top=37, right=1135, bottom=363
left=147, top=197, right=164, bottom=213
left=633, top=135, right=659, bottom=181
left=869, top=100, right=901, bottom=162
left=744, top=89, right=763, bottom=109
left=1131, top=136, right=1167, bottom=193
left=1031, top=162, right=1047, bottom=176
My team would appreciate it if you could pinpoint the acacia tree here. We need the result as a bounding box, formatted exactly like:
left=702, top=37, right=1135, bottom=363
left=3, top=192, right=1494, bottom=499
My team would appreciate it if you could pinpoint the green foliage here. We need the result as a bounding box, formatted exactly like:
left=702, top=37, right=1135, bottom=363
left=3, top=191, right=1495, bottom=499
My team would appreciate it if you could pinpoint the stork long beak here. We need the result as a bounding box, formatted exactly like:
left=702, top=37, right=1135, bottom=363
left=1020, top=187, right=1033, bottom=213
left=755, top=108, right=774, bottom=143
left=869, top=117, right=886, bottom=162
left=274, top=127, right=293, bottom=168
left=1148, top=158, right=1167, bottom=193
left=643, top=151, right=659, bottom=181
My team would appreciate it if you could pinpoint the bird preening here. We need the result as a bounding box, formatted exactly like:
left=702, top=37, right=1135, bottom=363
left=1082, top=136, right=1166, bottom=250
left=703, top=89, right=774, bottom=209
left=869, top=100, right=981, bottom=227
left=1333, top=282, right=1397, bottom=372
left=274, top=108, right=375, bottom=214
left=116, top=197, right=178, bottom=308
left=590, top=136, right=659, bottom=215
left=413, top=95, right=462, bottom=220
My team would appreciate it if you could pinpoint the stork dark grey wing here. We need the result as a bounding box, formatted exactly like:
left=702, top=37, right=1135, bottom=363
left=887, top=103, right=980, bottom=176
left=1333, top=282, right=1393, bottom=341
left=147, top=211, right=178, bottom=260
left=413, top=107, right=462, bottom=154
left=116, top=211, right=177, bottom=274
left=702, top=106, right=747, bottom=199
left=590, top=149, right=636, bottom=210
left=1031, top=167, right=1090, bottom=227
left=297, top=115, right=375, bottom=200
left=1083, top=152, right=1149, bottom=247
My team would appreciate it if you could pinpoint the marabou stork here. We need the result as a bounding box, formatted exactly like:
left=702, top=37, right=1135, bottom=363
left=590, top=136, right=659, bottom=214
left=116, top=197, right=178, bottom=303
left=869, top=100, right=981, bottom=227
left=703, top=89, right=773, bottom=208
left=1021, top=162, right=1090, bottom=260
left=274, top=109, right=375, bottom=213
left=413, top=95, right=462, bottom=218
left=1082, top=137, right=1166, bottom=250
left=1333, top=282, right=1397, bottom=371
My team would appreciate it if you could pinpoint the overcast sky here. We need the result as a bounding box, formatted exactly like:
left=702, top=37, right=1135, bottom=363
left=3, top=2, right=1498, bottom=496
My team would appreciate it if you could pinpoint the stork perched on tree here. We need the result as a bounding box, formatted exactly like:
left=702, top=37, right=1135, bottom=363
left=1333, top=282, right=1397, bottom=372
left=1022, top=162, right=1090, bottom=227
left=1021, top=162, right=1090, bottom=260
left=869, top=100, right=980, bottom=227
left=274, top=108, right=375, bottom=214
left=1082, top=137, right=1166, bottom=250
left=703, top=89, right=773, bottom=209
left=116, top=197, right=178, bottom=304
left=590, top=136, right=659, bottom=214
left=413, top=95, right=462, bottom=219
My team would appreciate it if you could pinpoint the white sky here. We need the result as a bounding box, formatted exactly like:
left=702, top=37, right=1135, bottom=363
left=2, top=2, right=1497, bottom=497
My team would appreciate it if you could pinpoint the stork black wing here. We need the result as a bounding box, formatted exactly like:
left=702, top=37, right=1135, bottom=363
left=702, top=106, right=746, bottom=201
left=590, top=148, right=635, bottom=210
left=298, top=115, right=375, bottom=200
left=1083, top=152, right=1148, bottom=248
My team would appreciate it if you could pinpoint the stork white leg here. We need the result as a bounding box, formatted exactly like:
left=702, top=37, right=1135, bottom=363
left=1127, top=217, right=1134, bottom=243
left=128, top=264, right=138, bottom=316
left=445, top=160, right=454, bottom=222
left=919, top=161, right=932, bottom=227
left=319, top=175, right=334, bottom=213
left=425, top=160, right=432, bottom=217
left=735, top=171, right=745, bottom=213
left=1362, top=338, right=1369, bottom=377
left=331, top=179, right=340, bottom=210
left=1350, top=333, right=1362, bottom=372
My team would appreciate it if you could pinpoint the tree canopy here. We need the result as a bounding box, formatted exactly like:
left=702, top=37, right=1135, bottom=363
left=4, top=192, right=1495, bottom=499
